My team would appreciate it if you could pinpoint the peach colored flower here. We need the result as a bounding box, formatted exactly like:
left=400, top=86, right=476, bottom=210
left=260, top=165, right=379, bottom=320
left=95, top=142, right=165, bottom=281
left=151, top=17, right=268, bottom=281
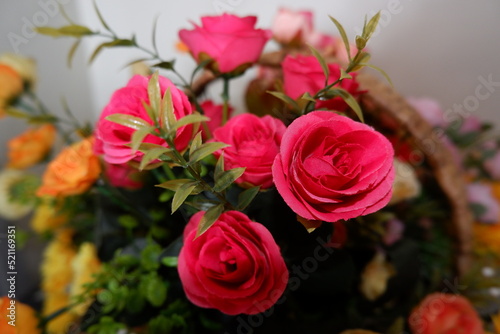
left=0, top=296, right=41, bottom=334
left=37, top=137, right=101, bottom=197
left=7, top=124, right=56, bottom=169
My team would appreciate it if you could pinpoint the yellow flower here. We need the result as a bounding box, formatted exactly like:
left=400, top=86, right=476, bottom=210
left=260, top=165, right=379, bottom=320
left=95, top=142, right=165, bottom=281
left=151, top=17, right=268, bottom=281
left=0, top=169, right=35, bottom=220
left=70, top=243, right=101, bottom=316
left=42, top=229, right=76, bottom=294
left=31, top=198, right=67, bottom=234
left=0, top=296, right=41, bottom=334
left=43, top=292, right=77, bottom=334
left=0, top=53, right=36, bottom=88
left=473, top=223, right=500, bottom=256
left=359, top=251, right=395, bottom=301
left=492, top=311, right=500, bottom=333
left=7, top=124, right=56, bottom=169
left=389, top=158, right=421, bottom=205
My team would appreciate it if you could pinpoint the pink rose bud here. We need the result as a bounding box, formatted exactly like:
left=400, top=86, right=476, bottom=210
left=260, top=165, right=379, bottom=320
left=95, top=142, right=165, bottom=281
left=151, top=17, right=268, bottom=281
left=271, top=8, right=313, bottom=45
left=212, top=113, right=286, bottom=189
left=273, top=111, right=395, bottom=222
left=179, top=14, right=271, bottom=74
left=178, top=210, right=288, bottom=315
left=282, top=54, right=363, bottom=111
left=94, top=75, right=193, bottom=164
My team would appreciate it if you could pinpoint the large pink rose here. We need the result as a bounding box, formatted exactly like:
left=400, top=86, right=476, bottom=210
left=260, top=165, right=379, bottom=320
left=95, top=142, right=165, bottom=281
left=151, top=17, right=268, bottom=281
left=271, top=8, right=313, bottom=45
left=95, top=75, right=193, bottom=164
left=272, top=111, right=395, bottom=222
left=178, top=210, right=288, bottom=315
left=212, top=113, right=286, bottom=189
left=282, top=54, right=363, bottom=111
left=179, top=14, right=271, bottom=74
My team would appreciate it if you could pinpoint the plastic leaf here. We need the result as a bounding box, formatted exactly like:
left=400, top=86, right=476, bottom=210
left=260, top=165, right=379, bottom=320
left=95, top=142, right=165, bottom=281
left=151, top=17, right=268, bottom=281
left=139, top=147, right=173, bottom=170
left=237, top=186, right=261, bottom=211
left=363, top=12, right=381, bottom=41
left=329, top=16, right=351, bottom=62
left=168, top=114, right=209, bottom=135
left=340, top=69, right=352, bottom=80
left=189, top=142, right=229, bottom=165
left=327, top=87, right=364, bottom=123
left=93, top=0, right=112, bottom=32
left=89, top=39, right=134, bottom=64
left=58, top=25, right=95, bottom=37
left=155, top=179, right=197, bottom=192
left=309, top=45, right=330, bottom=86
left=35, top=27, right=64, bottom=37
left=189, top=132, right=203, bottom=157
left=152, top=61, right=175, bottom=71
left=299, top=92, right=317, bottom=103
left=213, top=168, right=245, bottom=192
left=141, top=100, right=157, bottom=126
left=160, top=88, right=176, bottom=132
left=67, top=39, right=81, bottom=68
left=359, top=63, right=393, bottom=87
left=148, top=72, right=161, bottom=116
left=105, top=113, right=150, bottom=130
left=195, top=204, right=224, bottom=238
left=131, top=126, right=156, bottom=152
left=171, top=182, right=198, bottom=213
left=214, top=154, right=225, bottom=181
left=267, top=91, right=300, bottom=110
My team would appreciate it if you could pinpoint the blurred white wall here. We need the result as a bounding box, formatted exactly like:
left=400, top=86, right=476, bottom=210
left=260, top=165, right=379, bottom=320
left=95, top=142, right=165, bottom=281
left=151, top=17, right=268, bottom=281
left=1, top=0, right=500, bottom=167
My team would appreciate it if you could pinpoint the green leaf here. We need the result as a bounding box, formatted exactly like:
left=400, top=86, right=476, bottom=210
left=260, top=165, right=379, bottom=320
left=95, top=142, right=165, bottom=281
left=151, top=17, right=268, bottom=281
left=214, top=153, right=225, bottom=181
left=131, top=126, right=156, bottom=152
left=5, top=108, right=30, bottom=119
left=58, top=25, right=95, bottom=37
left=189, top=132, right=203, bottom=158
left=213, top=167, right=245, bottom=192
left=355, top=35, right=367, bottom=50
left=148, top=72, right=161, bottom=116
left=267, top=91, right=300, bottom=111
left=196, top=204, right=224, bottom=238
left=237, top=186, right=261, bottom=210
left=139, top=147, right=173, bottom=170
left=309, top=45, right=330, bottom=86
left=161, top=256, right=178, bottom=267
left=160, top=88, right=176, bottom=132
left=329, top=16, right=351, bottom=62
left=328, top=87, right=364, bottom=123
left=363, top=11, right=381, bottom=41
left=189, top=142, right=229, bottom=165
left=359, top=63, right=393, bottom=86
left=350, top=51, right=371, bottom=72
left=105, top=113, right=150, bottom=131
left=93, top=0, right=112, bottom=32
left=35, top=27, right=63, bottom=37
left=340, top=69, right=352, bottom=80
left=168, top=114, right=209, bottom=135
left=152, top=61, right=175, bottom=71
left=151, top=15, right=160, bottom=55
left=155, top=179, right=196, bottom=191
left=190, top=59, right=213, bottom=85
left=171, top=181, right=198, bottom=213
left=89, top=39, right=134, bottom=64
left=299, top=92, right=317, bottom=103
left=118, top=215, right=138, bottom=229
left=143, top=274, right=168, bottom=307
left=67, top=39, right=81, bottom=68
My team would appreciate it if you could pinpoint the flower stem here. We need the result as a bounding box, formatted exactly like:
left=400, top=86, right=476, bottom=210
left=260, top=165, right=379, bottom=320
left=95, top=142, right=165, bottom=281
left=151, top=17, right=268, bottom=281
left=221, top=76, right=230, bottom=125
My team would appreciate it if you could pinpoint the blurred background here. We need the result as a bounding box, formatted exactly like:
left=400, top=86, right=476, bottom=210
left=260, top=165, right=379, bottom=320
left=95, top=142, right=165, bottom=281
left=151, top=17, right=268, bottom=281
left=1, top=0, right=500, bottom=302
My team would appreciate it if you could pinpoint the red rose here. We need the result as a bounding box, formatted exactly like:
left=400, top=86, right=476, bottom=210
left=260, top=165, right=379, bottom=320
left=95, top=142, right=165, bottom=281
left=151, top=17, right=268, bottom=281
left=282, top=54, right=362, bottom=111
left=95, top=75, right=193, bottom=164
left=272, top=111, right=395, bottom=222
left=409, top=293, right=484, bottom=334
left=212, top=113, right=286, bottom=189
left=179, top=14, right=271, bottom=74
left=178, top=211, right=288, bottom=315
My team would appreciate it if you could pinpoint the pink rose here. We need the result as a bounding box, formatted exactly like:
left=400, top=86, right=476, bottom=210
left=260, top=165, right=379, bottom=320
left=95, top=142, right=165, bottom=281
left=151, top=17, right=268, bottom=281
left=467, top=182, right=500, bottom=223
left=272, top=111, right=395, bottom=222
left=407, top=97, right=448, bottom=128
left=197, top=100, right=233, bottom=139
left=282, top=54, right=362, bottom=111
left=178, top=210, right=288, bottom=315
left=179, top=14, right=271, bottom=74
left=104, top=163, right=144, bottom=190
left=271, top=8, right=313, bottom=45
left=95, top=75, right=193, bottom=164
left=212, top=113, right=286, bottom=189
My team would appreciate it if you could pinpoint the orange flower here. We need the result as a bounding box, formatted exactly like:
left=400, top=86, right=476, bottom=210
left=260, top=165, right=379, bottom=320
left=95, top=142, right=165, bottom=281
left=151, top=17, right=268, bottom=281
left=0, top=296, right=41, bottom=334
left=0, top=64, right=23, bottom=103
left=37, top=137, right=101, bottom=197
left=7, top=124, right=56, bottom=169
left=474, top=223, right=500, bottom=255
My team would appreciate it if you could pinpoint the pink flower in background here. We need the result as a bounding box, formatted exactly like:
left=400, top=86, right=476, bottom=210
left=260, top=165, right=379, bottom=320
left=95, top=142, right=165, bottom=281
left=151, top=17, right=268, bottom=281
left=383, top=218, right=405, bottom=246
left=104, top=163, right=144, bottom=190
left=467, top=182, right=500, bottom=223
left=212, top=114, right=286, bottom=189
left=179, top=14, right=271, bottom=74
left=407, top=97, right=448, bottom=128
left=485, top=151, right=500, bottom=180
left=271, top=8, right=313, bottom=45
left=197, top=100, right=233, bottom=139
left=282, top=54, right=362, bottom=111
left=273, top=111, right=395, bottom=222
left=94, top=75, right=193, bottom=164
left=178, top=210, right=288, bottom=315
left=459, top=115, right=482, bottom=134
